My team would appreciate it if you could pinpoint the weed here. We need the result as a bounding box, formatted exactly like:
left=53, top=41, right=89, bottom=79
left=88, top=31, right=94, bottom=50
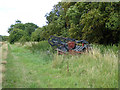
left=3, top=42, right=118, bottom=88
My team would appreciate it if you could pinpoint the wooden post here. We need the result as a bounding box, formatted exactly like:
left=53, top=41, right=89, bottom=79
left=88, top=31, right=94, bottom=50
left=67, top=63, right=69, bottom=72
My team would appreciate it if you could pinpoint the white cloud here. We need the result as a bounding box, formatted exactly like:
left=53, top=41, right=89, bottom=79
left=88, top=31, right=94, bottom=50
left=0, top=0, right=61, bottom=36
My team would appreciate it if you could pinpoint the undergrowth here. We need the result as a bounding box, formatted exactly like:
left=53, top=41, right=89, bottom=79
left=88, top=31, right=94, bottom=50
left=25, top=41, right=53, bottom=54
left=3, top=41, right=118, bottom=88
left=25, top=41, right=118, bottom=87
left=52, top=45, right=118, bottom=88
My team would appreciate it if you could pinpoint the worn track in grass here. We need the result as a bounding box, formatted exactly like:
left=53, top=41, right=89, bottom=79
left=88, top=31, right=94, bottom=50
left=0, top=42, right=8, bottom=89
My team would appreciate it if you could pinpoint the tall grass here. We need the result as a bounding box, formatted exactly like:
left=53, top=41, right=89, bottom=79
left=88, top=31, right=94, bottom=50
left=25, top=41, right=53, bottom=53
left=3, top=41, right=119, bottom=88
left=24, top=41, right=118, bottom=87
left=52, top=45, right=118, bottom=88
left=92, top=44, right=119, bottom=55
left=24, top=41, right=54, bottom=63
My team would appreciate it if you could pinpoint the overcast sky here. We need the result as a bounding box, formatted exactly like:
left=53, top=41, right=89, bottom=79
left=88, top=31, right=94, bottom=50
left=0, top=0, right=61, bottom=36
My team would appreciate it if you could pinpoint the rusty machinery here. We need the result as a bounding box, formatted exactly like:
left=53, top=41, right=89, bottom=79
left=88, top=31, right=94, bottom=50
left=48, top=36, right=91, bottom=54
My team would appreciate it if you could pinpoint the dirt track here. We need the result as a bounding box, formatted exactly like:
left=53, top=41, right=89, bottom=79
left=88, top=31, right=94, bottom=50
left=0, top=42, right=8, bottom=89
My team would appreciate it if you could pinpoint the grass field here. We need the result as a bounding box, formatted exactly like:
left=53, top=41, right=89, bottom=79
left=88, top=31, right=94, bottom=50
left=2, top=41, right=118, bottom=88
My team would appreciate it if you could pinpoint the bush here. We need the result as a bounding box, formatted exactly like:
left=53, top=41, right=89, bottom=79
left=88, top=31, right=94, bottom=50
left=9, top=29, right=24, bottom=44
left=19, top=36, right=30, bottom=45
left=26, top=41, right=53, bottom=54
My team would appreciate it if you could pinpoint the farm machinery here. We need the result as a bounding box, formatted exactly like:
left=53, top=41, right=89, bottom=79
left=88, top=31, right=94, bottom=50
left=48, top=36, right=91, bottom=55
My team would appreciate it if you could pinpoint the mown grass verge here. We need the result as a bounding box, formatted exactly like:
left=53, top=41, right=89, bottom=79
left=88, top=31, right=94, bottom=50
left=3, top=41, right=118, bottom=88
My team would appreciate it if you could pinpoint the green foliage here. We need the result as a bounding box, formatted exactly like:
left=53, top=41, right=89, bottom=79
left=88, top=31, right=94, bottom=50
left=2, top=36, right=9, bottom=41
left=15, top=19, right=21, bottom=24
left=106, top=12, right=120, bottom=30
left=19, top=36, right=30, bottom=45
left=66, top=5, right=80, bottom=24
left=7, top=2, right=120, bottom=45
left=44, top=2, right=120, bottom=45
left=0, top=35, right=2, bottom=41
left=68, top=23, right=82, bottom=39
left=9, top=28, right=24, bottom=44
left=31, top=29, right=41, bottom=41
left=24, top=23, right=38, bottom=36
left=8, top=24, right=15, bottom=34
left=8, top=23, right=25, bottom=34
left=8, top=20, right=38, bottom=43
left=0, top=35, right=9, bottom=41
left=31, top=27, right=47, bottom=41
left=14, top=23, right=25, bottom=30
left=28, top=41, right=51, bottom=53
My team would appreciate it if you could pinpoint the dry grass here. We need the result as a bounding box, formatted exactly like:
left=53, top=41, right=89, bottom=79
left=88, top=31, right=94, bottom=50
left=0, top=42, right=4, bottom=46
left=88, top=47, right=118, bottom=66
left=52, top=46, right=118, bottom=87
left=0, top=47, right=2, bottom=60
left=15, top=42, right=39, bottom=47
left=1, top=61, right=7, bottom=64
left=0, top=42, right=8, bottom=86
left=0, top=64, right=6, bottom=73
left=3, top=42, right=118, bottom=88
left=0, top=74, right=2, bottom=84
left=0, top=64, right=5, bottom=86
left=2, top=42, right=8, bottom=60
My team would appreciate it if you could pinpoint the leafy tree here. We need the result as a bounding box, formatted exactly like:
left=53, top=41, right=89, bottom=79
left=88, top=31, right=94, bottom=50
left=8, top=21, right=38, bottom=37
left=2, top=36, right=9, bottom=41
left=0, top=35, right=9, bottom=41
left=8, top=23, right=25, bottom=34
left=14, top=23, right=25, bottom=30
left=8, top=20, right=39, bottom=43
left=9, top=28, right=24, bottom=44
left=24, top=23, right=38, bottom=37
left=15, top=20, right=22, bottom=24
left=106, top=12, right=120, bottom=30
left=8, top=2, right=120, bottom=45
left=31, top=28, right=41, bottom=41
left=31, top=27, right=48, bottom=41
left=8, top=24, right=15, bottom=34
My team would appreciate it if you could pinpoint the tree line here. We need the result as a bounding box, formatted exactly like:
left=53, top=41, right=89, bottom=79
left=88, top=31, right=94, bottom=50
left=0, top=35, right=9, bottom=41
left=8, top=20, right=38, bottom=44
left=8, top=2, right=120, bottom=45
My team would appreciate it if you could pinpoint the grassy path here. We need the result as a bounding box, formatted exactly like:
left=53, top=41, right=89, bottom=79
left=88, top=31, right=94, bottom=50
left=3, top=44, right=54, bottom=88
left=2, top=43, right=118, bottom=88
left=3, top=44, right=71, bottom=88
